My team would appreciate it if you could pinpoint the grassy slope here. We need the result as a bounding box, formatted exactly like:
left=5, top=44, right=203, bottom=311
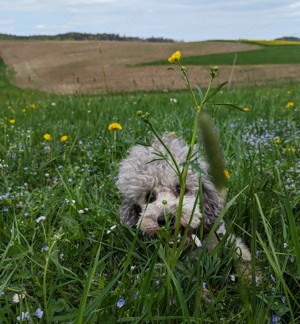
left=0, top=57, right=44, bottom=102
left=0, top=60, right=299, bottom=323
left=142, top=45, right=300, bottom=66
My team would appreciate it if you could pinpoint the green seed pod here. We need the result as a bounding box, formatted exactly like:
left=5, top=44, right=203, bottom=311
left=198, top=111, right=226, bottom=198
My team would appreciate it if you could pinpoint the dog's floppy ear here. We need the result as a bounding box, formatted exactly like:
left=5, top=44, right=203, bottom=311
left=201, top=175, right=223, bottom=234
left=119, top=200, right=141, bottom=227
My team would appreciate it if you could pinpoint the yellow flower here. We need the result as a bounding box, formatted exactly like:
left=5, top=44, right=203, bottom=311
left=283, top=147, right=296, bottom=154
left=243, top=107, right=250, bottom=112
left=29, top=103, right=37, bottom=109
left=9, top=119, right=16, bottom=124
left=274, top=137, right=281, bottom=144
left=223, top=169, right=230, bottom=180
left=60, top=135, right=68, bottom=142
left=108, top=122, right=122, bottom=131
left=285, top=102, right=294, bottom=109
left=43, top=133, right=52, bottom=141
left=168, top=50, right=181, bottom=64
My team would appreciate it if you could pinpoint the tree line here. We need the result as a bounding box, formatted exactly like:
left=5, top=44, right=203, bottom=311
left=0, top=32, right=175, bottom=42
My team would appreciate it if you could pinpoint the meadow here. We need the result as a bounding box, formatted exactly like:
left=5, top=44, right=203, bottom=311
left=0, top=52, right=300, bottom=323
left=1, top=40, right=300, bottom=94
left=142, top=43, right=300, bottom=66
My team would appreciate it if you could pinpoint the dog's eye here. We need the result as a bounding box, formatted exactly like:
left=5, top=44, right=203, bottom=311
left=145, top=191, right=156, bottom=203
left=175, top=184, right=188, bottom=196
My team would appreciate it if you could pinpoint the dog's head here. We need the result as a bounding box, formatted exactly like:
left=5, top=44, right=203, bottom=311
left=116, top=135, right=223, bottom=242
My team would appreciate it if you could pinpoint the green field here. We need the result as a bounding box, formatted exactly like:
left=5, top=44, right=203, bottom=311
left=0, top=57, right=299, bottom=323
left=142, top=45, right=300, bottom=66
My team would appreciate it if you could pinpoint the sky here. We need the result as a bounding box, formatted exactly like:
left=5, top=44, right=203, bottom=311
left=0, top=0, right=299, bottom=42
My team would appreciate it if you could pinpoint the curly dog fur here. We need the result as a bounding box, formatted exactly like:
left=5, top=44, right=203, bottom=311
left=117, top=135, right=251, bottom=262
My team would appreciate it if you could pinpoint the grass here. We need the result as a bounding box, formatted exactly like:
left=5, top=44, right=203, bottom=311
left=0, top=57, right=45, bottom=102
left=141, top=45, right=300, bottom=66
left=243, top=40, right=300, bottom=46
left=0, top=58, right=299, bottom=323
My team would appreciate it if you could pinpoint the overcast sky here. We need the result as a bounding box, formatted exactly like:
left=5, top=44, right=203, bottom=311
left=0, top=0, right=299, bottom=41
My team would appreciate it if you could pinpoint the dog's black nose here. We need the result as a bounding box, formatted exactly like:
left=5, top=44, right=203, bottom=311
left=157, top=215, right=176, bottom=227
left=157, top=215, right=166, bottom=227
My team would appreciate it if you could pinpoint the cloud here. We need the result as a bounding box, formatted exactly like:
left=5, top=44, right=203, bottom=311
left=0, top=0, right=298, bottom=40
left=0, top=19, right=14, bottom=26
left=288, top=1, right=300, bottom=9
left=66, top=0, right=114, bottom=3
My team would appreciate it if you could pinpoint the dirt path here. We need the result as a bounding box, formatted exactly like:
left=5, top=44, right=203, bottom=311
left=0, top=40, right=299, bottom=94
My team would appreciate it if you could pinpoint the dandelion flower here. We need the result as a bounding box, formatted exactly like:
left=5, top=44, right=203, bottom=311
left=9, top=119, right=16, bottom=124
left=243, top=107, right=250, bottom=112
left=60, top=135, right=68, bottom=142
left=223, top=169, right=230, bottom=180
left=108, top=122, right=122, bottom=131
left=285, top=102, right=294, bottom=109
left=274, top=137, right=281, bottom=144
left=283, top=147, right=296, bottom=154
left=30, top=103, right=37, bottom=109
left=43, top=133, right=52, bottom=141
left=168, top=50, right=181, bottom=64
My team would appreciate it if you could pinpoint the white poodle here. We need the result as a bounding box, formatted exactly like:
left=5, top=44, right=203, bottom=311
left=117, top=135, right=251, bottom=262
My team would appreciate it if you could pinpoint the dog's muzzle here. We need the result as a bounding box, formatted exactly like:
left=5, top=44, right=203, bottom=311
left=157, top=214, right=195, bottom=249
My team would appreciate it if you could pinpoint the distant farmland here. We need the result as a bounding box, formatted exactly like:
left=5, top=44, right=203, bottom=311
left=0, top=40, right=300, bottom=94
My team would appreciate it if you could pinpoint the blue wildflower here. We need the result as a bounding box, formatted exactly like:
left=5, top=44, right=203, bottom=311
left=35, top=308, right=44, bottom=319
left=117, top=297, right=125, bottom=308
left=17, top=311, right=29, bottom=322
left=271, top=314, right=280, bottom=324
left=255, top=276, right=260, bottom=285
left=289, top=256, right=295, bottom=263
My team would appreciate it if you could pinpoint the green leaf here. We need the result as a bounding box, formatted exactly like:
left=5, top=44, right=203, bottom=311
left=212, top=103, right=246, bottom=112
left=198, top=111, right=226, bottom=195
left=202, top=81, right=227, bottom=104
left=194, top=84, right=204, bottom=101
left=167, top=67, right=187, bottom=84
